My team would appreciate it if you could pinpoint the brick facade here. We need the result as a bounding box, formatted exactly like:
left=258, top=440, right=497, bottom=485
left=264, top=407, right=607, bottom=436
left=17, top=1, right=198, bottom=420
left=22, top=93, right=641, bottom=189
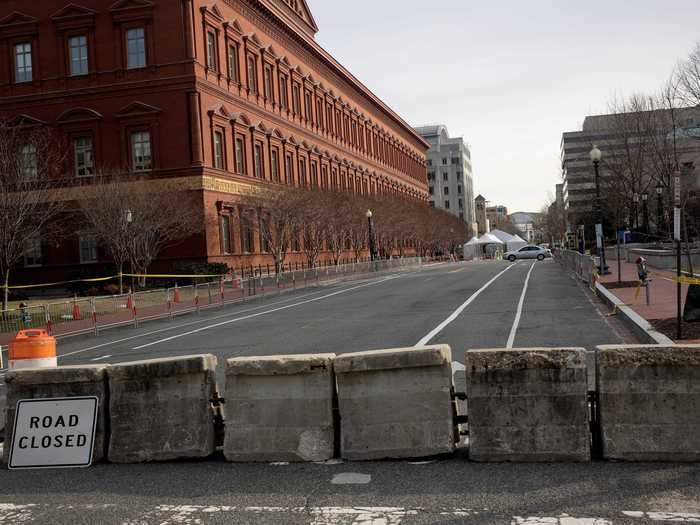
left=0, top=0, right=429, bottom=281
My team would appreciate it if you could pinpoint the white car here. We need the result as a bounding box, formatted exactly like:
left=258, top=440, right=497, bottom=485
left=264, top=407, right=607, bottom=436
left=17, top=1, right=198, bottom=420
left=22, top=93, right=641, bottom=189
left=505, top=245, right=552, bottom=261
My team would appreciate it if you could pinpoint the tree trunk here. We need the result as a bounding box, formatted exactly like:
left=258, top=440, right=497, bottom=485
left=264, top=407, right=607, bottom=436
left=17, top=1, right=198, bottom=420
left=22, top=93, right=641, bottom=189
left=2, top=269, right=9, bottom=312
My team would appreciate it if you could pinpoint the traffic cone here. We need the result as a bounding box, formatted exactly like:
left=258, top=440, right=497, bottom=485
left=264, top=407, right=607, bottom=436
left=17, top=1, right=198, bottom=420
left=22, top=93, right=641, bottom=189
left=9, top=330, right=57, bottom=369
left=126, top=288, right=134, bottom=311
left=72, top=296, right=81, bottom=320
left=173, top=284, right=181, bottom=303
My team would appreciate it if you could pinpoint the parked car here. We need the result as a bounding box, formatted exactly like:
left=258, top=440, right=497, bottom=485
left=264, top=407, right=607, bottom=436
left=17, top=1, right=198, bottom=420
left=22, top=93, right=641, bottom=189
left=504, top=245, right=552, bottom=261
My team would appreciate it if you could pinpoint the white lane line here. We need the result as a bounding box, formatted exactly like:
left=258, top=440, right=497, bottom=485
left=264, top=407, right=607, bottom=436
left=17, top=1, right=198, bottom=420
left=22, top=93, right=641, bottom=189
left=415, top=264, right=516, bottom=346
left=506, top=261, right=537, bottom=349
left=58, top=280, right=378, bottom=359
left=622, top=511, right=700, bottom=522
left=90, top=355, right=112, bottom=361
left=133, top=274, right=404, bottom=350
left=330, top=472, right=372, bottom=485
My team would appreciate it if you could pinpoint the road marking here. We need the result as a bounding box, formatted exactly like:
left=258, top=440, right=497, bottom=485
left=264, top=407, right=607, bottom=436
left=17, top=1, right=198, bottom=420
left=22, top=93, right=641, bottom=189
left=513, top=517, right=611, bottom=524
left=415, top=264, right=515, bottom=346
left=58, top=279, right=385, bottom=359
left=133, top=274, right=404, bottom=350
left=506, top=261, right=537, bottom=348
left=622, top=511, right=700, bottom=522
left=90, top=355, right=112, bottom=361
left=331, top=473, right=372, bottom=485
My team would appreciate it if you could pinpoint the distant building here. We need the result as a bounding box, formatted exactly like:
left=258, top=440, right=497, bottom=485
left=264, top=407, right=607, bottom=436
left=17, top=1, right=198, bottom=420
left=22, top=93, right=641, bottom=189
left=486, top=204, right=508, bottom=229
left=414, top=125, right=476, bottom=234
left=509, top=212, right=543, bottom=243
left=475, top=194, right=489, bottom=235
left=561, top=107, right=700, bottom=229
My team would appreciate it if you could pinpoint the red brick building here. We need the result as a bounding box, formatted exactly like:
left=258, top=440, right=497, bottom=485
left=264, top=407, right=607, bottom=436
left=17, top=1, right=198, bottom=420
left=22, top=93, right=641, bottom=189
left=0, top=0, right=429, bottom=281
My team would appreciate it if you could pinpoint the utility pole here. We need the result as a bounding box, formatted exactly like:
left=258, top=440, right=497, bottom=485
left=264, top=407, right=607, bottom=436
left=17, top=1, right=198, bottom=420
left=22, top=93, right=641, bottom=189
left=674, top=169, right=682, bottom=340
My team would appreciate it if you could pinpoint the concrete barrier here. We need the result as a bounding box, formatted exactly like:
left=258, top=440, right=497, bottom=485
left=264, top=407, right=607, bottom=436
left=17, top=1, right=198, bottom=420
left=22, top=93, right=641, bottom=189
left=466, top=348, right=590, bottom=462
left=107, top=354, right=218, bottom=463
left=2, top=365, right=109, bottom=464
left=224, top=353, right=336, bottom=462
left=597, top=344, right=700, bottom=461
left=334, top=345, right=456, bottom=460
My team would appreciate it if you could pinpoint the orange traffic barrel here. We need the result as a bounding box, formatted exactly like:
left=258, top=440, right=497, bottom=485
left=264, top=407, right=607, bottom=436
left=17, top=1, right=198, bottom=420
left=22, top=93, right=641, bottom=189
left=8, top=330, right=57, bottom=370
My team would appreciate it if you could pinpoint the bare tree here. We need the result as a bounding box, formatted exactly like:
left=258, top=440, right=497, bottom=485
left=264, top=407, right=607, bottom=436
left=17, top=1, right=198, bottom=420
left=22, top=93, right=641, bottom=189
left=677, top=42, right=700, bottom=107
left=244, top=185, right=306, bottom=274
left=81, top=172, right=202, bottom=290
left=0, top=120, right=67, bottom=310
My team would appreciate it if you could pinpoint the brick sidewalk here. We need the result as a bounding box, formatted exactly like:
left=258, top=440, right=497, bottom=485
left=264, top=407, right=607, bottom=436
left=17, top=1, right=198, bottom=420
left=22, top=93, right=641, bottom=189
left=599, top=260, right=699, bottom=342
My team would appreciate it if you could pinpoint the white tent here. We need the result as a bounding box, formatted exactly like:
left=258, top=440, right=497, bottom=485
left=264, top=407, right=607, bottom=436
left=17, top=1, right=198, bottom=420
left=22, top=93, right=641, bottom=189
left=475, top=233, right=504, bottom=259
left=463, top=237, right=480, bottom=260
left=490, top=229, right=527, bottom=252
left=476, top=233, right=504, bottom=245
left=509, top=234, right=528, bottom=251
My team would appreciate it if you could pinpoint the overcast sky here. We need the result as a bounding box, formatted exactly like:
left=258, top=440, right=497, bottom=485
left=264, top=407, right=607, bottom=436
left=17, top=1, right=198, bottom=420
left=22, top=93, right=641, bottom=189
left=307, top=0, right=700, bottom=213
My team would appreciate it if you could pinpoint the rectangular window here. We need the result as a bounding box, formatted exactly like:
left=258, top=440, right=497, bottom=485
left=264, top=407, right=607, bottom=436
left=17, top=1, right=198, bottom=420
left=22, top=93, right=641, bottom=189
left=316, top=98, right=323, bottom=128
left=74, top=136, right=94, bottom=177
left=21, top=144, right=37, bottom=179
left=263, top=64, right=273, bottom=102
left=298, top=157, right=306, bottom=186
left=457, top=184, right=462, bottom=194
left=444, top=186, right=449, bottom=195
left=206, top=31, right=217, bottom=71
left=79, top=235, right=98, bottom=264
left=445, top=200, right=450, bottom=209
left=279, top=74, right=289, bottom=109
left=235, top=137, right=246, bottom=174
left=271, top=148, right=279, bottom=182
left=311, top=161, right=318, bottom=188
left=428, top=186, right=434, bottom=195
left=254, top=142, right=263, bottom=178
left=14, top=43, right=32, bottom=83
left=327, top=104, right=333, bottom=131
left=442, top=158, right=447, bottom=165
left=443, top=173, right=448, bottom=181
left=131, top=131, right=152, bottom=171
left=69, top=36, right=88, bottom=76
left=259, top=218, right=270, bottom=252
left=23, top=235, right=42, bottom=267
left=321, top=165, right=328, bottom=189
left=292, top=84, right=301, bottom=114
left=214, top=130, right=224, bottom=169
left=451, top=158, right=459, bottom=165
left=126, top=28, right=146, bottom=69
left=240, top=216, right=253, bottom=253
left=285, top=153, right=293, bottom=184
left=227, top=43, right=239, bottom=82
left=459, top=198, right=464, bottom=209
left=304, top=91, right=312, bottom=121
left=220, top=214, right=231, bottom=254
left=246, top=55, right=257, bottom=93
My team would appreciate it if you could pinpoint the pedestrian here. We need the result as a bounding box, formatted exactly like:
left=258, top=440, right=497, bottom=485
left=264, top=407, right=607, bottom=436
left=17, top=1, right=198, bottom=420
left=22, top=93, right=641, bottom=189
left=19, top=302, right=32, bottom=327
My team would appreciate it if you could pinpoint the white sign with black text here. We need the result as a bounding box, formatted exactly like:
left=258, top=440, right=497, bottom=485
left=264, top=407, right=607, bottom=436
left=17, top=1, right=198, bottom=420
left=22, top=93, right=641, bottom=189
left=8, top=397, right=98, bottom=470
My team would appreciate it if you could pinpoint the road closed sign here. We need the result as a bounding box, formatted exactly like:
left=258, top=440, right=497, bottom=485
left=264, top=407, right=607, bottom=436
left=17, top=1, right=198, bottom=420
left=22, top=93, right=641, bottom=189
left=8, top=397, right=98, bottom=470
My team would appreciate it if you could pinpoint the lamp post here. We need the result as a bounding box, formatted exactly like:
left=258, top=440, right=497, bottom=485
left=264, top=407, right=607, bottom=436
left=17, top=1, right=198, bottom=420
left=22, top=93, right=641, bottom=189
left=121, top=209, right=133, bottom=294
left=642, top=192, right=649, bottom=235
left=590, top=145, right=608, bottom=275
left=656, top=184, right=664, bottom=236
left=632, top=193, right=639, bottom=231
left=366, top=209, right=377, bottom=262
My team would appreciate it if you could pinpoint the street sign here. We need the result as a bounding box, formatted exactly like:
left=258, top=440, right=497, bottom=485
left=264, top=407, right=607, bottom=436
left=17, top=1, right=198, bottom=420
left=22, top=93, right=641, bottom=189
left=674, top=171, right=681, bottom=207
left=595, top=223, right=603, bottom=249
left=8, top=397, right=98, bottom=470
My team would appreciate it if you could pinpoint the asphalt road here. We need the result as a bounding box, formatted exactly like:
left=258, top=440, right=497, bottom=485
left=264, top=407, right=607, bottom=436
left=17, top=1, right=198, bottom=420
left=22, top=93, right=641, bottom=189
left=3, top=260, right=691, bottom=525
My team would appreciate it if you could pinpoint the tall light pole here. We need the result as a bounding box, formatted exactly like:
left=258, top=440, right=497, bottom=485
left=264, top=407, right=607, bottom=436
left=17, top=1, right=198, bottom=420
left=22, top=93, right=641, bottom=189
left=642, top=192, right=649, bottom=235
left=366, top=209, right=377, bottom=262
left=656, top=183, right=664, bottom=236
left=590, top=145, right=608, bottom=275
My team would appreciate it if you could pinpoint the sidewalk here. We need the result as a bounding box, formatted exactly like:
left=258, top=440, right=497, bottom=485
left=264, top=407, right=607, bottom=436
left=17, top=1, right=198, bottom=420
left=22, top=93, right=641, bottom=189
left=599, top=260, right=699, bottom=342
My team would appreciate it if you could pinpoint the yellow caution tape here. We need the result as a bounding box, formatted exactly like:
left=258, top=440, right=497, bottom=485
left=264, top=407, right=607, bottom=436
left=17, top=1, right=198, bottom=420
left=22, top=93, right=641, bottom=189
left=660, top=275, right=700, bottom=285
left=1, top=272, right=228, bottom=290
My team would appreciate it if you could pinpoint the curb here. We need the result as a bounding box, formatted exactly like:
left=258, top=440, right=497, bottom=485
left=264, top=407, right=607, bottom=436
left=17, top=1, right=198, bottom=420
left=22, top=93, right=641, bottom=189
left=594, top=282, right=673, bottom=344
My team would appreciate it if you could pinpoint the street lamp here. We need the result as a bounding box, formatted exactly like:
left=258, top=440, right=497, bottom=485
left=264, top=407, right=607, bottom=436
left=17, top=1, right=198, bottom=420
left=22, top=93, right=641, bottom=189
left=589, top=145, right=608, bottom=275
left=366, top=209, right=377, bottom=262
left=641, top=192, right=649, bottom=235
left=656, top=184, right=664, bottom=235
left=126, top=209, right=133, bottom=224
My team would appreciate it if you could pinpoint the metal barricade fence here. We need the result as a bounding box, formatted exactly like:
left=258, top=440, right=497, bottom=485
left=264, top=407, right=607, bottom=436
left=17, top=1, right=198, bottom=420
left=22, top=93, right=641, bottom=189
left=93, top=293, right=134, bottom=330
left=135, top=288, right=171, bottom=320
left=45, top=298, right=95, bottom=338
